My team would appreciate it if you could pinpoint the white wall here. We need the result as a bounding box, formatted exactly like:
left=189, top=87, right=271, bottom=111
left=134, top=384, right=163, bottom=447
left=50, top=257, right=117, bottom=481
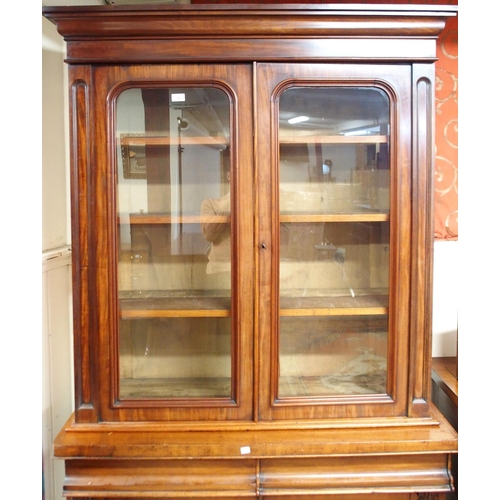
left=42, top=249, right=73, bottom=500
left=42, top=16, right=74, bottom=500
left=42, top=17, right=69, bottom=251
left=432, top=240, right=459, bottom=357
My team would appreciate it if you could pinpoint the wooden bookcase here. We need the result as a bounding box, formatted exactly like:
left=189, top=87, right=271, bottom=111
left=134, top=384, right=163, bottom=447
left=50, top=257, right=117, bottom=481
left=43, top=4, right=458, bottom=499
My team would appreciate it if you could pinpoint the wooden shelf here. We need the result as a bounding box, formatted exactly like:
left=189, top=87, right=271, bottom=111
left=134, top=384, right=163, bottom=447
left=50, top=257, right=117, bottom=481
left=119, top=292, right=231, bottom=319
left=280, top=212, right=389, bottom=223
left=119, top=292, right=388, bottom=319
left=281, top=307, right=387, bottom=317
left=120, top=377, right=232, bottom=399
left=280, top=134, right=388, bottom=144
left=123, top=213, right=229, bottom=225
left=121, top=309, right=230, bottom=319
left=280, top=293, right=388, bottom=317
left=121, top=135, right=229, bottom=147
left=120, top=212, right=387, bottom=225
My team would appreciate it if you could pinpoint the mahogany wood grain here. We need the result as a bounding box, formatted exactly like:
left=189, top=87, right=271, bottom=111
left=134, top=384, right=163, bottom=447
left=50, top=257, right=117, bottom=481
left=55, top=404, right=456, bottom=497
left=256, top=62, right=411, bottom=421
left=55, top=403, right=457, bottom=459
left=408, top=63, right=436, bottom=418
left=43, top=4, right=458, bottom=498
left=69, top=66, right=99, bottom=424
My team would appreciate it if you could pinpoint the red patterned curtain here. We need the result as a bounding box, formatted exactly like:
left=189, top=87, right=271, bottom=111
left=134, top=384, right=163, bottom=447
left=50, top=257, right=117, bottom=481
left=192, top=0, right=458, bottom=240
left=434, top=8, right=458, bottom=239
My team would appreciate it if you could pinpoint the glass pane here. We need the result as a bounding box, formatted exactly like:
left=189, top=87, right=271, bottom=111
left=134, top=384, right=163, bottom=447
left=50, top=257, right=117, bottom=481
left=119, top=318, right=231, bottom=399
left=279, top=87, right=390, bottom=214
left=278, top=86, right=390, bottom=398
left=279, top=316, right=388, bottom=397
left=116, top=87, right=232, bottom=400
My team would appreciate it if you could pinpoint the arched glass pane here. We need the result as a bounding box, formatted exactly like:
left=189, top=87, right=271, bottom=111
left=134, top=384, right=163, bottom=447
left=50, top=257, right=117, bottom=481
left=115, top=87, right=232, bottom=400
left=278, top=86, right=391, bottom=398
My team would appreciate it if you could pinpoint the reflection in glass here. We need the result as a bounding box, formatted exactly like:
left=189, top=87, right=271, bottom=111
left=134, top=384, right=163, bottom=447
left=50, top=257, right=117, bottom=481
left=279, top=316, right=388, bottom=397
left=278, top=86, right=391, bottom=398
left=279, top=87, right=390, bottom=214
left=115, top=87, right=232, bottom=400
left=119, top=318, right=231, bottom=399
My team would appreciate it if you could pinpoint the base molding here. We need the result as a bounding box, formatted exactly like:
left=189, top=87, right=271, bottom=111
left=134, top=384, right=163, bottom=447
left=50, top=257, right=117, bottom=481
left=63, top=454, right=452, bottom=498
left=56, top=405, right=457, bottom=499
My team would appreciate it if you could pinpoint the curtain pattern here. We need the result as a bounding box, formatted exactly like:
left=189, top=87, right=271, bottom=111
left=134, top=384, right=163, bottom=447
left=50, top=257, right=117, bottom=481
left=434, top=11, right=458, bottom=239
left=193, top=0, right=459, bottom=240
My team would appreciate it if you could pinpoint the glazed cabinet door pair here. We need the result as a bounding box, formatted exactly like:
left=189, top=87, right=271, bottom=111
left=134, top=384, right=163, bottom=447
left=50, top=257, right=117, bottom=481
left=76, top=62, right=414, bottom=423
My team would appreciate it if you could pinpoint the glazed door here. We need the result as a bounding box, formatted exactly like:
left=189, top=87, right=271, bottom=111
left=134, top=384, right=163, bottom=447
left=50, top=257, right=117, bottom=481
left=255, top=63, right=413, bottom=420
left=92, top=64, right=254, bottom=422
left=81, top=62, right=414, bottom=423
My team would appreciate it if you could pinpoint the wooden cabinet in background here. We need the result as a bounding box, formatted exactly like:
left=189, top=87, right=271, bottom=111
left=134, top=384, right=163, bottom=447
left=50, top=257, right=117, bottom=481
left=42, top=4, right=458, bottom=499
